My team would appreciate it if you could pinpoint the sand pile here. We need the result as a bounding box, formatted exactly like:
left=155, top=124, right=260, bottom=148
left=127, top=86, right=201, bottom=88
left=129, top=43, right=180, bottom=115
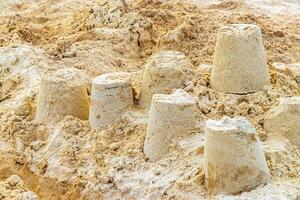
left=0, top=175, right=38, bottom=200
left=0, top=0, right=299, bottom=199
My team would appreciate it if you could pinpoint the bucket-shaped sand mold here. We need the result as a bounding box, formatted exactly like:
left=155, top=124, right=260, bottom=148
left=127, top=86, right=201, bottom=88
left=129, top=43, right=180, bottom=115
left=139, top=51, right=194, bottom=108
left=144, top=89, right=198, bottom=161
left=35, top=68, right=90, bottom=124
left=211, top=24, right=270, bottom=94
left=204, top=117, right=270, bottom=194
left=89, top=72, right=133, bottom=129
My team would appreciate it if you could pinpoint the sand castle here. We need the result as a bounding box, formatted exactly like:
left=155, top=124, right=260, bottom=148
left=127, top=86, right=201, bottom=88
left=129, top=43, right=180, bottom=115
left=1, top=0, right=300, bottom=198
left=34, top=25, right=274, bottom=196
left=204, top=117, right=270, bottom=194
left=211, top=24, right=270, bottom=94
left=89, top=72, right=133, bottom=128
left=35, top=68, right=90, bottom=124
left=143, top=89, right=198, bottom=161
left=139, top=51, right=194, bottom=108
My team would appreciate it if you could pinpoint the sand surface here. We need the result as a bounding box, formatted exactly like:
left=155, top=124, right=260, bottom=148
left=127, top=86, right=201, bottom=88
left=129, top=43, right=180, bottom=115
left=0, top=0, right=299, bottom=199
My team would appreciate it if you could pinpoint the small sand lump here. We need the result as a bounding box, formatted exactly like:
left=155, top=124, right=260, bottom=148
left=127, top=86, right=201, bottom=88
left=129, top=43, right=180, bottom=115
left=264, top=96, right=300, bottom=150
left=0, top=175, right=38, bottom=200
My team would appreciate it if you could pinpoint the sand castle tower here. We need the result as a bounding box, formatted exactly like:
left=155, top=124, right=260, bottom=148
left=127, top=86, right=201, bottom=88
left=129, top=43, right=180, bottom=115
left=35, top=68, right=90, bottom=124
left=139, top=51, right=194, bottom=108
left=211, top=24, right=270, bottom=94
left=89, top=72, right=133, bottom=129
left=204, top=117, right=270, bottom=194
left=144, top=89, right=198, bottom=161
